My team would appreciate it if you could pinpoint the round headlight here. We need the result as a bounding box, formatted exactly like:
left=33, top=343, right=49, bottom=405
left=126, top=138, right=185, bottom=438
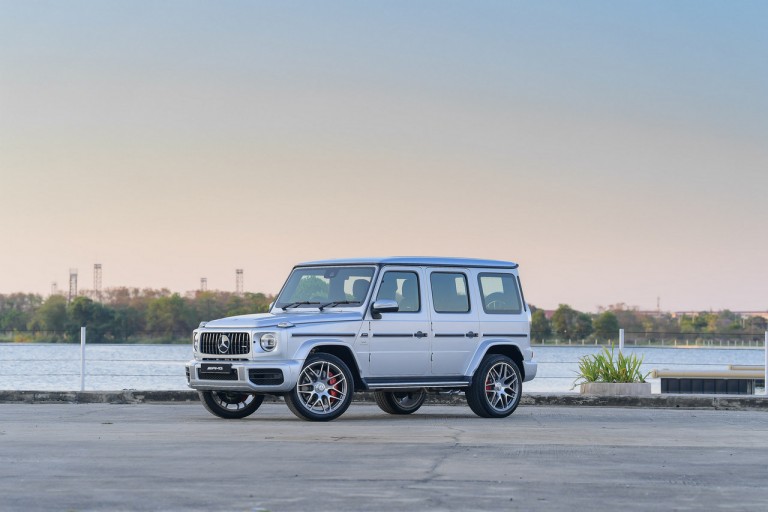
left=193, top=331, right=200, bottom=352
left=260, top=333, right=278, bottom=352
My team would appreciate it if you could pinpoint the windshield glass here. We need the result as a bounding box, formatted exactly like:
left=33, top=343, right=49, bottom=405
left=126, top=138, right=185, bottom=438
left=275, top=266, right=376, bottom=309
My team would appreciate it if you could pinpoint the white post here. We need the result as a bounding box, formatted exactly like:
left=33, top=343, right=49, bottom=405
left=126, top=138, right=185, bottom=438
left=619, top=328, right=624, bottom=351
left=80, top=326, right=86, bottom=392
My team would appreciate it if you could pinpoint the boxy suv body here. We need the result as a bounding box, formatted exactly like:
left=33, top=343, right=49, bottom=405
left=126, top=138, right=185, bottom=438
left=186, top=257, right=537, bottom=421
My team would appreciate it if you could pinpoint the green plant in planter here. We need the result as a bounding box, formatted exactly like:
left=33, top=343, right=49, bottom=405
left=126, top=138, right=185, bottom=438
left=573, top=345, right=649, bottom=387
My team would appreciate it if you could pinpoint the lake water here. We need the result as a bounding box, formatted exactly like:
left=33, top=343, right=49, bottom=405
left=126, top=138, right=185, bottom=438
left=0, top=343, right=764, bottom=394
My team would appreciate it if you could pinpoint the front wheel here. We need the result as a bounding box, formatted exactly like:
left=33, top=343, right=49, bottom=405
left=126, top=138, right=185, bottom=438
left=285, top=353, right=354, bottom=421
left=374, top=389, right=427, bottom=415
left=199, top=391, right=264, bottom=419
left=466, top=355, right=522, bottom=418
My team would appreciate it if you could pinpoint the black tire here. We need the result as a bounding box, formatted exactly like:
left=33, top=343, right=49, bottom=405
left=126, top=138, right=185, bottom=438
left=374, top=389, right=427, bottom=415
left=199, top=391, right=264, bottom=419
left=286, top=353, right=354, bottom=422
left=466, top=355, right=522, bottom=418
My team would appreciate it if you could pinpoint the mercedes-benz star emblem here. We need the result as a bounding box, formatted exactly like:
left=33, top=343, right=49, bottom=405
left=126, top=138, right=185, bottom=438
left=218, top=334, right=230, bottom=354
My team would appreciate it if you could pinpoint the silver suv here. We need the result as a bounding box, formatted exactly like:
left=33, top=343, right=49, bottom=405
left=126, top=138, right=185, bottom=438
left=186, top=257, right=537, bottom=421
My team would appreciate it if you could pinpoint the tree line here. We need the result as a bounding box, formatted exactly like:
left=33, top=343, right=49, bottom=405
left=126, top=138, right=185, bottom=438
left=531, top=303, right=768, bottom=343
left=0, top=289, right=274, bottom=343
left=0, top=291, right=765, bottom=344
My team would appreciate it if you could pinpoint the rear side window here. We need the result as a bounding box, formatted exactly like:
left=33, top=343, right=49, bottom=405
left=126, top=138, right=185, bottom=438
left=477, top=273, right=522, bottom=314
left=430, top=272, right=470, bottom=313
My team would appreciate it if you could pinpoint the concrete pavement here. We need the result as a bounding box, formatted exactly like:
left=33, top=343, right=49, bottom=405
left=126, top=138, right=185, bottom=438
left=2, top=403, right=767, bottom=511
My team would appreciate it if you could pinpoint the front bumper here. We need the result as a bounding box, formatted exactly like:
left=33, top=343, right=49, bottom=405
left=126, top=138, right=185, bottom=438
left=186, top=359, right=302, bottom=393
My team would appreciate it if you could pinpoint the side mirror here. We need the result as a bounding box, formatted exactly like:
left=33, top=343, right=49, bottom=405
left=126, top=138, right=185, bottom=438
left=370, top=299, right=399, bottom=319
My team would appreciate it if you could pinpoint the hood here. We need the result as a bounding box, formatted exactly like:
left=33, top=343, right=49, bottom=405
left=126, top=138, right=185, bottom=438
left=201, top=311, right=364, bottom=329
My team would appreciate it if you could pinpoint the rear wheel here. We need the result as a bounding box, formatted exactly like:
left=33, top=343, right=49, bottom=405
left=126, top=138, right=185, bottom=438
left=466, top=355, right=522, bottom=418
left=199, top=391, right=264, bottom=419
left=286, top=353, right=354, bottom=421
left=374, top=389, right=427, bottom=415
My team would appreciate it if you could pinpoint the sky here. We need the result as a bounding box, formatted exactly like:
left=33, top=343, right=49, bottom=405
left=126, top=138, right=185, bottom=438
left=1, top=1, right=767, bottom=312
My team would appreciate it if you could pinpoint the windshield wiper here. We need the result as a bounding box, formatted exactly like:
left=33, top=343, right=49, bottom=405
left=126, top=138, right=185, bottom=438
left=318, top=300, right=359, bottom=311
left=280, top=301, right=321, bottom=309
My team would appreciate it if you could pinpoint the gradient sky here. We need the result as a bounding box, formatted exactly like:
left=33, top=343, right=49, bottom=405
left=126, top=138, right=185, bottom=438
left=1, top=1, right=767, bottom=312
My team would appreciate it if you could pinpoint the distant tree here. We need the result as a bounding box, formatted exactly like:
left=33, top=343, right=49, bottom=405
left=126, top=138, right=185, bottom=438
left=111, top=307, right=144, bottom=340
left=652, top=313, right=678, bottom=333
left=223, top=293, right=249, bottom=316
left=67, top=296, right=115, bottom=342
left=192, top=291, right=228, bottom=322
left=574, top=313, right=593, bottom=339
left=593, top=311, right=619, bottom=340
left=696, top=313, right=712, bottom=332
left=146, top=294, right=195, bottom=335
left=551, top=304, right=579, bottom=339
left=28, top=295, right=68, bottom=332
left=240, top=292, right=273, bottom=314
left=714, top=310, right=742, bottom=332
left=0, top=293, right=43, bottom=330
left=600, top=303, right=645, bottom=332
left=746, top=316, right=767, bottom=332
left=679, top=313, right=712, bottom=333
left=530, top=310, right=551, bottom=341
left=678, top=314, right=696, bottom=333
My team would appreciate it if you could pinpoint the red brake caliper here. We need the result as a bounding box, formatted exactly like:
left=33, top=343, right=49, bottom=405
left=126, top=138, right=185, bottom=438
left=328, top=370, right=338, bottom=400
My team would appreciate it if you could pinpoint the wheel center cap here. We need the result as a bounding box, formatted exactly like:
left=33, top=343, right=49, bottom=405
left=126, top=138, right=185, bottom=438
left=495, top=382, right=503, bottom=392
left=315, top=383, right=327, bottom=392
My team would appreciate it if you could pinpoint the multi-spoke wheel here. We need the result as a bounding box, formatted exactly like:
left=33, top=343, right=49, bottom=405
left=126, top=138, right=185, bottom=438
left=374, top=389, right=427, bottom=415
left=286, top=353, right=354, bottom=421
left=466, top=355, right=522, bottom=418
left=199, top=391, right=264, bottom=419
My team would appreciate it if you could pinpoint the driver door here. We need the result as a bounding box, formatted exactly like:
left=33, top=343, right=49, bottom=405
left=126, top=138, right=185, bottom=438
left=367, top=267, right=431, bottom=377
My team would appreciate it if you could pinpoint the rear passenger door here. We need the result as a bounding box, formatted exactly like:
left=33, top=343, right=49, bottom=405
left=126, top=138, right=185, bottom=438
left=427, top=269, right=480, bottom=376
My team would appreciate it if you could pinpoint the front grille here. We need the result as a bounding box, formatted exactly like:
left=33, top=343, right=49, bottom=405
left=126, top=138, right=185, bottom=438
left=200, top=331, right=251, bottom=355
left=249, top=369, right=284, bottom=386
left=197, top=368, right=239, bottom=381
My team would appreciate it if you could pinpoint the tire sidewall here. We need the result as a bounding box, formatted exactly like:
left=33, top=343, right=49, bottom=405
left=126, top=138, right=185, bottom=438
left=469, top=355, right=522, bottom=418
left=287, top=353, right=354, bottom=421
left=375, top=389, right=427, bottom=415
left=199, top=390, right=264, bottom=419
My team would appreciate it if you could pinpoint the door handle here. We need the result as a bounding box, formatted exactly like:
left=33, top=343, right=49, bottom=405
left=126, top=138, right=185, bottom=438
left=414, top=331, right=429, bottom=339
left=465, top=331, right=478, bottom=338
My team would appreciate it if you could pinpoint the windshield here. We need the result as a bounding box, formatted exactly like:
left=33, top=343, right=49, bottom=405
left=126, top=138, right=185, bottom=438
left=275, top=266, right=376, bottom=309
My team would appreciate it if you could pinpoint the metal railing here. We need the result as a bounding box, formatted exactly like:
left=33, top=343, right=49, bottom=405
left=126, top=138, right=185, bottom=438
left=1, top=328, right=765, bottom=394
left=532, top=331, right=767, bottom=348
left=0, top=329, right=190, bottom=344
left=0, top=327, right=191, bottom=392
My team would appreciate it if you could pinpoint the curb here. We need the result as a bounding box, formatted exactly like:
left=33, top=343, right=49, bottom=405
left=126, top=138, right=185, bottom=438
left=1, top=390, right=766, bottom=410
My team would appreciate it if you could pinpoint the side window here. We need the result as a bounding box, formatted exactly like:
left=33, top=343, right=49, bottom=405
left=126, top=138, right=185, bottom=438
left=477, top=273, right=522, bottom=314
left=430, top=272, right=470, bottom=313
left=376, top=271, right=420, bottom=313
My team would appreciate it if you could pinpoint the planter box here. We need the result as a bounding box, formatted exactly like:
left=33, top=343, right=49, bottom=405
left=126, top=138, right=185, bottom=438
left=579, top=382, right=652, bottom=396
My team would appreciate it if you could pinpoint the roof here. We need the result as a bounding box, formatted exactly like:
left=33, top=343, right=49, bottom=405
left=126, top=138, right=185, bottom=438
left=296, top=257, right=519, bottom=269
